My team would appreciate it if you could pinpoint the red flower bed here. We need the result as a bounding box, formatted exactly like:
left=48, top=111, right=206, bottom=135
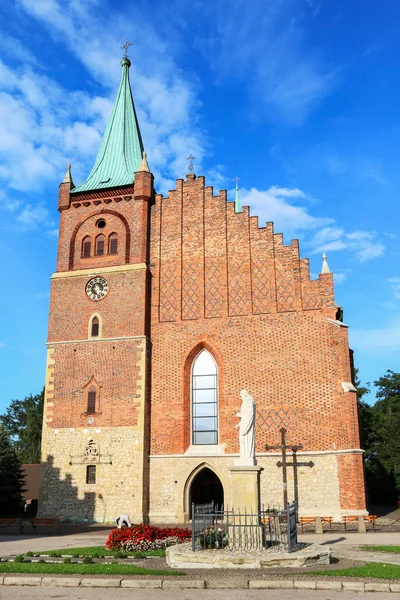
left=105, top=523, right=192, bottom=550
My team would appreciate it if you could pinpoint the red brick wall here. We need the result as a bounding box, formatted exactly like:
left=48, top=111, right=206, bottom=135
left=47, top=340, right=144, bottom=429
left=149, top=176, right=361, bottom=459
left=337, top=453, right=367, bottom=510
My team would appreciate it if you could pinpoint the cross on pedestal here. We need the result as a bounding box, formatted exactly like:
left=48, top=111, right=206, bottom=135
left=187, top=153, right=195, bottom=172
left=265, top=427, right=313, bottom=510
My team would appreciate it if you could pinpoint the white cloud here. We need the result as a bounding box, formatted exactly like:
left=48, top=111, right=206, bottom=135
left=350, top=322, right=400, bottom=353
left=333, top=272, right=347, bottom=285
left=309, top=225, right=384, bottom=262
left=388, top=278, right=400, bottom=300
left=241, top=186, right=332, bottom=238
left=191, top=0, right=338, bottom=124
left=237, top=186, right=385, bottom=263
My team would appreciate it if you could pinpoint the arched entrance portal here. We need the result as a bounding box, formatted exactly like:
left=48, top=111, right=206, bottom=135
left=189, top=467, right=224, bottom=509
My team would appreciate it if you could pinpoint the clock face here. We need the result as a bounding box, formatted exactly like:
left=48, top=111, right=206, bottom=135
left=86, top=277, right=109, bottom=301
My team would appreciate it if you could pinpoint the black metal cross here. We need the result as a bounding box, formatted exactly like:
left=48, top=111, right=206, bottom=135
left=187, top=153, right=195, bottom=171
left=265, top=427, right=313, bottom=509
left=121, top=40, right=133, bottom=57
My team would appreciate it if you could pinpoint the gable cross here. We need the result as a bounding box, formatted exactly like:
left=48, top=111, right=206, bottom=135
left=187, top=153, right=195, bottom=172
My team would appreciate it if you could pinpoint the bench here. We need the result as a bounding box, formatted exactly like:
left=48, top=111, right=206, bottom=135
left=364, top=515, right=377, bottom=531
left=30, top=518, right=61, bottom=534
left=0, top=518, right=23, bottom=534
left=299, top=516, right=333, bottom=533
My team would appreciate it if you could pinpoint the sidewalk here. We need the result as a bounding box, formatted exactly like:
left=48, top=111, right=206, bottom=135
left=2, top=529, right=400, bottom=559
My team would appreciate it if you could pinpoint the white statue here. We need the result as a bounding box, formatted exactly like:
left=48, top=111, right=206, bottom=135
left=234, top=389, right=256, bottom=466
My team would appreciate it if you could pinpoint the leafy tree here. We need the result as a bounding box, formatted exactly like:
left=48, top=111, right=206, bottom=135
left=0, top=389, right=44, bottom=463
left=0, top=426, right=25, bottom=515
left=356, top=370, right=399, bottom=505
left=372, top=371, right=400, bottom=490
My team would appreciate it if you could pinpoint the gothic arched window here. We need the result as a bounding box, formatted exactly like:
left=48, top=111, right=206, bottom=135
left=82, top=236, right=91, bottom=258
left=191, top=350, right=218, bottom=445
left=95, top=234, right=105, bottom=256
left=108, top=233, right=118, bottom=255
left=91, top=316, right=99, bottom=337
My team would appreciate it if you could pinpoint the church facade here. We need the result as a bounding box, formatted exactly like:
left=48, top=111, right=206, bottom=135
left=38, top=56, right=366, bottom=523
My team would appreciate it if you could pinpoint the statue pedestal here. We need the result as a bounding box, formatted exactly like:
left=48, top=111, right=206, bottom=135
left=229, top=466, right=263, bottom=549
left=229, top=465, right=262, bottom=513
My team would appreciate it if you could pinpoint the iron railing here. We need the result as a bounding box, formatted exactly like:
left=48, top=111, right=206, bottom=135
left=191, top=502, right=298, bottom=552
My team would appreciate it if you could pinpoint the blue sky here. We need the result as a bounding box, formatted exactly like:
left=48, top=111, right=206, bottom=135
left=0, top=0, right=399, bottom=413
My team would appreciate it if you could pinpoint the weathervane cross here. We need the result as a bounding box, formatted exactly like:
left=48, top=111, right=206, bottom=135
left=187, top=153, right=195, bottom=172
left=121, top=40, right=133, bottom=57
left=233, top=175, right=240, bottom=187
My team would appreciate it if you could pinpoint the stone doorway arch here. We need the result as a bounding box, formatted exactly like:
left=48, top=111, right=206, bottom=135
left=188, top=466, right=224, bottom=512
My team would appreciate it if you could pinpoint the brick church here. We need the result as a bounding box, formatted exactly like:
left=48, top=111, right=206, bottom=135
left=38, top=55, right=366, bottom=523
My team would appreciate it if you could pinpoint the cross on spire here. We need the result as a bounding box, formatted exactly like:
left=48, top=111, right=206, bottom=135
left=121, top=40, right=133, bottom=58
left=233, top=175, right=240, bottom=188
left=187, top=153, right=195, bottom=172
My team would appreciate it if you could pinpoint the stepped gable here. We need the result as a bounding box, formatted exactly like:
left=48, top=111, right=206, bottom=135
left=150, top=174, right=335, bottom=322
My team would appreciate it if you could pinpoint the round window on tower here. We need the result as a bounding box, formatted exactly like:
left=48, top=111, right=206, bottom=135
left=96, top=219, right=106, bottom=229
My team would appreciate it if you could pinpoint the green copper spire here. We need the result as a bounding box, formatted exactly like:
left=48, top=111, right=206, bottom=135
left=71, top=57, right=144, bottom=194
left=234, top=176, right=242, bottom=213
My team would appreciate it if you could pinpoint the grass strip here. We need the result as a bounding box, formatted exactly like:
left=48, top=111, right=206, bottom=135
left=0, top=562, right=183, bottom=576
left=308, top=562, right=400, bottom=580
left=29, top=546, right=165, bottom=558
left=361, top=545, right=400, bottom=554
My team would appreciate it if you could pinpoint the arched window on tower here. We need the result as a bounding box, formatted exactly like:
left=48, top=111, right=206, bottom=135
left=91, top=316, right=99, bottom=337
left=191, top=350, right=218, bottom=445
left=82, top=236, right=91, bottom=258
left=95, top=234, right=105, bottom=256
left=108, top=233, right=118, bottom=255
left=87, top=386, right=97, bottom=414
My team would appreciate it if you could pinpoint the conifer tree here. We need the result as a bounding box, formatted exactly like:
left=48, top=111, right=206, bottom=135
left=0, top=426, right=25, bottom=515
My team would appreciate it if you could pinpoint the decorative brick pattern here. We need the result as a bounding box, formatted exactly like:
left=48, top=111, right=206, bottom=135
left=251, top=263, right=272, bottom=314
left=182, top=263, right=200, bottom=320
left=275, top=268, right=296, bottom=312
left=205, top=260, right=224, bottom=318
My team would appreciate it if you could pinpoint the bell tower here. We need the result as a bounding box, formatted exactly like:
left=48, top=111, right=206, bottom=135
left=39, top=54, right=154, bottom=523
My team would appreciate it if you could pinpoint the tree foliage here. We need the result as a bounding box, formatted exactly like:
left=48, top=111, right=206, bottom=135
left=357, top=370, right=400, bottom=504
left=0, top=426, right=25, bottom=515
left=0, top=389, right=44, bottom=463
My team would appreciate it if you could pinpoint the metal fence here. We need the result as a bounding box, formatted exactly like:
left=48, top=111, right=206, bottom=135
left=191, top=502, right=298, bottom=553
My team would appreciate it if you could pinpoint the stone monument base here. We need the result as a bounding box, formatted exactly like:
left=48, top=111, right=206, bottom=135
left=167, top=542, right=331, bottom=569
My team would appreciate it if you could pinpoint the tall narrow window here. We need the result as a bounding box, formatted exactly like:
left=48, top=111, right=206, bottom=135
left=95, top=234, right=105, bottom=256
left=87, top=387, right=96, bottom=414
left=82, top=236, right=91, bottom=258
left=109, top=233, right=118, bottom=255
left=91, top=317, right=99, bottom=337
left=192, top=350, right=218, bottom=445
left=86, top=465, right=96, bottom=484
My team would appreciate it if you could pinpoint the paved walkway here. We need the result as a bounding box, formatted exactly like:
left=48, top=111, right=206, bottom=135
left=2, top=529, right=400, bottom=559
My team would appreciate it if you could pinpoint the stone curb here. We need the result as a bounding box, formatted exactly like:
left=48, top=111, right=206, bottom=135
left=0, top=577, right=400, bottom=591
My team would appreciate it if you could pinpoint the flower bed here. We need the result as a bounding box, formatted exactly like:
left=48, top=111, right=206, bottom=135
left=105, top=524, right=191, bottom=551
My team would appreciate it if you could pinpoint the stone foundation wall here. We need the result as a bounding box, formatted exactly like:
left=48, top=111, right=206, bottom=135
left=38, top=426, right=146, bottom=523
left=149, top=451, right=365, bottom=523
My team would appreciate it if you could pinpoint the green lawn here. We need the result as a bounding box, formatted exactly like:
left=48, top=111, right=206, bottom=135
left=27, top=546, right=165, bottom=559
left=361, top=545, right=400, bottom=554
left=309, top=562, right=400, bottom=580
left=0, top=562, right=183, bottom=576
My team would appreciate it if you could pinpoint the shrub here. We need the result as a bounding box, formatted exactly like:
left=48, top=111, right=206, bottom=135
left=14, top=555, right=24, bottom=563
left=63, top=558, right=72, bottom=564
left=82, top=556, right=94, bottom=564
left=105, top=523, right=191, bottom=551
